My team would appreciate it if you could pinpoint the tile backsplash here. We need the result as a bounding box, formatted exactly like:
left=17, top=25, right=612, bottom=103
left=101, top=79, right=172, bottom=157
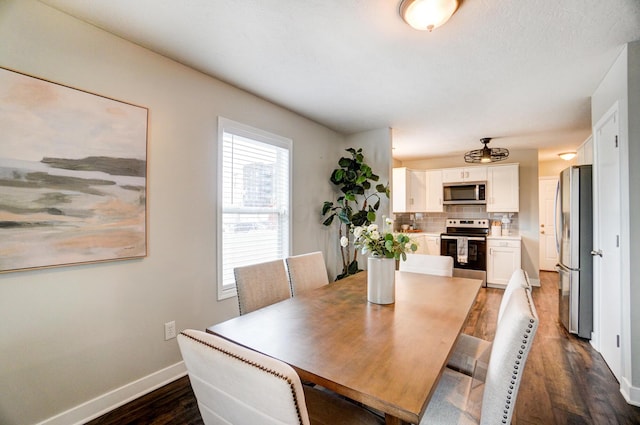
left=393, top=206, right=519, bottom=234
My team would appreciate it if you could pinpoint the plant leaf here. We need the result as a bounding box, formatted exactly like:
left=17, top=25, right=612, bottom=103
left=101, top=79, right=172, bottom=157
left=322, top=215, right=335, bottom=226
left=339, top=157, right=351, bottom=168
left=322, top=201, right=333, bottom=215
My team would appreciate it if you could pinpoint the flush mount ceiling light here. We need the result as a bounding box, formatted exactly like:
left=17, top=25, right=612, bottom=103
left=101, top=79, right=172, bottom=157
left=558, top=152, right=577, bottom=161
left=399, top=0, right=459, bottom=31
left=464, top=138, right=509, bottom=163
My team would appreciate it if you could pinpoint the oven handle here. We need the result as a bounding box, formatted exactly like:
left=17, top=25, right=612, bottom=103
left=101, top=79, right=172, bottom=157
left=441, top=235, right=486, bottom=241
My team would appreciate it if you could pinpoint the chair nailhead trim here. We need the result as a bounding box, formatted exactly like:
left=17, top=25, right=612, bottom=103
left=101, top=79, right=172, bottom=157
left=498, top=295, right=537, bottom=425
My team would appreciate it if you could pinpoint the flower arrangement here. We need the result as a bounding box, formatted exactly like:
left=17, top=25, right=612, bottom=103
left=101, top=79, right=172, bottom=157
left=349, top=217, right=418, bottom=260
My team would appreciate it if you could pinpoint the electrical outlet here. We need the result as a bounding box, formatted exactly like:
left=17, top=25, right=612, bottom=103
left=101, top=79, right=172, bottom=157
left=164, top=321, right=176, bottom=340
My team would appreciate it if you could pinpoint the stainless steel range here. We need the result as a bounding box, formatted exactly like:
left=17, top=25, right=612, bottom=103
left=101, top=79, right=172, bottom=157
left=440, top=218, right=489, bottom=277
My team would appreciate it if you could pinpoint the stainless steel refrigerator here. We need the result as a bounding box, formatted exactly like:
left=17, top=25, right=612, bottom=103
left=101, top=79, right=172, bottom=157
left=555, top=165, right=593, bottom=338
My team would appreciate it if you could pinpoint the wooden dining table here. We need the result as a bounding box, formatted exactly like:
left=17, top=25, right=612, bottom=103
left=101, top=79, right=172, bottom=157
left=207, top=270, right=482, bottom=425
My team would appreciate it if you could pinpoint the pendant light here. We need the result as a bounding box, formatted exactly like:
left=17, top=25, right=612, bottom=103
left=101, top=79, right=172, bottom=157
left=399, top=0, right=459, bottom=31
left=464, top=138, right=509, bottom=163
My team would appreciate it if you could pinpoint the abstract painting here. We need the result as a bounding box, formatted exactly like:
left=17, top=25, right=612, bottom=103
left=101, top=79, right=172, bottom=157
left=0, top=67, right=148, bottom=273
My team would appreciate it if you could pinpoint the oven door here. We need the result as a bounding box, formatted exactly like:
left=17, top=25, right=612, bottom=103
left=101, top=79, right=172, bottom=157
left=440, top=236, right=487, bottom=271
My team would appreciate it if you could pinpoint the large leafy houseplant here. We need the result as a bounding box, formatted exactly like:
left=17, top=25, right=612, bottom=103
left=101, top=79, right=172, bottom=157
left=321, top=148, right=389, bottom=280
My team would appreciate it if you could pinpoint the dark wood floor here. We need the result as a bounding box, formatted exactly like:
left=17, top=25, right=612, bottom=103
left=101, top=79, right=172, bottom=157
left=87, top=271, right=640, bottom=424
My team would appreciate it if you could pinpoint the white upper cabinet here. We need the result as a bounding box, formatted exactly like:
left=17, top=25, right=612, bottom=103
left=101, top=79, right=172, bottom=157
left=441, top=166, right=487, bottom=183
left=392, top=167, right=426, bottom=213
left=486, top=164, right=519, bottom=212
left=576, top=135, right=593, bottom=165
left=425, top=169, right=443, bottom=212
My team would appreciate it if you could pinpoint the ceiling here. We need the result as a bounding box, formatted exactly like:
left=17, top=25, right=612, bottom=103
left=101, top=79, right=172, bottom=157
left=39, top=0, right=640, bottom=161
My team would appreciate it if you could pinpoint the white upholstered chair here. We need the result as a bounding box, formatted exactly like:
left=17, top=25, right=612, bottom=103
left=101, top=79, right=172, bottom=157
left=398, top=253, right=454, bottom=277
left=234, top=259, right=291, bottom=315
left=447, top=269, right=531, bottom=376
left=285, top=251, right=330, bottom=296
left=420, top=285, right=539, bottom=425
left=178, top=329, right=384, bottom=425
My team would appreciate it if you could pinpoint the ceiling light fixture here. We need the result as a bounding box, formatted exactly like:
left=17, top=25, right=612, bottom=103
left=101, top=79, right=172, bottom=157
left=399, top=0, right=459, bottom=31
left=558, top=152, right=577, bottom=161
left=464, top=138, right=509, bottom=163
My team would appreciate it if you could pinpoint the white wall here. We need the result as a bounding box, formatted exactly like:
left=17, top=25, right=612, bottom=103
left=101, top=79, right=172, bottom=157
left=539, top=158, right=574, bottom=177
left=401, top=149, right=540, bottom=281
left=0, top=1, right=348, bottom=423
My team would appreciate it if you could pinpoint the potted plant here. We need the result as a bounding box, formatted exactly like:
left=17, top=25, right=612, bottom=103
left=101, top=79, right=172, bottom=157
left=321, top=148, right=388, bottom=280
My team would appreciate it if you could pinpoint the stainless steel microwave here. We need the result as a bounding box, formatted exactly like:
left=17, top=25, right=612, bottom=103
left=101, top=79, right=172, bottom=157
left=443, top=182, right=486, bottom=205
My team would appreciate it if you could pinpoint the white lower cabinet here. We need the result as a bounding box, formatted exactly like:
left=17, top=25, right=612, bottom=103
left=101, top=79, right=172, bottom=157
left=487, top=238, right=521, bottom=286
left=406, top=234, right=440, bottom=255
left=424, top=235, right=441, bottom=255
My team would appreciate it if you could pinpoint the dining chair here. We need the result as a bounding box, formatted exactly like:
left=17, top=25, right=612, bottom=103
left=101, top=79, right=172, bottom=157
left=447, top=269, right=531, bottom=376
left=178, top=329, right=384, bottom=425
left=398, top=253, right=454, bottom=277
left=420, top=285, right=539, bottom=425
left=234, top=259, right=291, bottom=315
left=285, top=251, right=330, bottom=296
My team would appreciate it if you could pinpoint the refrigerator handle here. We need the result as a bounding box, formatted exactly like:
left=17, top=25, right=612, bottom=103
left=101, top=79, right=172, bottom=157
left=554, top=179, right=561, bottom=255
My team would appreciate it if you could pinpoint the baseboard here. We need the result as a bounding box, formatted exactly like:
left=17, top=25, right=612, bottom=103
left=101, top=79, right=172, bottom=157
left=529, top=277, right=541, bottom=287
left=620, top=376, right=640, bottom=407
left=36, top=361, right=187, bottom=425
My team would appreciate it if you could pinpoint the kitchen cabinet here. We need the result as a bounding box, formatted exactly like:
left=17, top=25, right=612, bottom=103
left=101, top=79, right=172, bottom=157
left=486, top=164, right=519, bottom=212
left=425, top=169, right=443, bottom=212
left=424, top=235, right=441, bottom=255
left=411, top=234, right=427, bottom=254
left=405, top=233, right=440, bottom=255
left=392, top=167, right=426, bottom=212
left=487, top=238, right=521, bottom=286
left=441, top=166, right=487, bottom=183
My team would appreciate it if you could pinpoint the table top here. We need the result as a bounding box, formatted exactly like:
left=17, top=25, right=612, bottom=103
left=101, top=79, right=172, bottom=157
left=207, top=270, right=482, bottom=424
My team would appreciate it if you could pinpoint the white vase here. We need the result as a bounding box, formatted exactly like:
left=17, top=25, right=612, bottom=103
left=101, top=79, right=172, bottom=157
left=367, top=255, right=396, bottom=304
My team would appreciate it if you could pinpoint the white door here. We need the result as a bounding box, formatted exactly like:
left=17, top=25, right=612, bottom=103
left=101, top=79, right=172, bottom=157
left=593, top=105, right=622, bottom=381
left=538, top=177, right=559, bottom=271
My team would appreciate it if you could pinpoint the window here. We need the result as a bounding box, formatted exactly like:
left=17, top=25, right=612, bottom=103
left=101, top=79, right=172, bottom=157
left=217, top=117, right=291, bottom=299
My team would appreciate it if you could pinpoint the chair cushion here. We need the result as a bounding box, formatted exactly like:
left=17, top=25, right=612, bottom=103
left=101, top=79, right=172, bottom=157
left=420, top=368, right=482, bottom=425
left=480, top=286, right=538, bottom=425
left=447, top=334, right=492, bottom=377
left=497, top=269, right=530, bottom=322
left=286, top=252, right=329, bottom=296
left=234, top=259, right=291, bottom=315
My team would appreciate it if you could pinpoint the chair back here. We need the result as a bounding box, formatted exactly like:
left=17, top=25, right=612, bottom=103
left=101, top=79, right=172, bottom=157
left=234, top=259, right=291, bottom=315
left=480, top=286, right=538, bottom=425
left=178, top=329, right=310, bottom=425
left=497, top=269, right=531, bottom=322
left=286, top=251, right=329, bottom=296
left=399, top=254, right=454, bottom=277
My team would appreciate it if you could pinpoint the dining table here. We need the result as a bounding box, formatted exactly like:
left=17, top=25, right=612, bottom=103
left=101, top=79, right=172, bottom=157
left=207, top=270, right=483, bottom=425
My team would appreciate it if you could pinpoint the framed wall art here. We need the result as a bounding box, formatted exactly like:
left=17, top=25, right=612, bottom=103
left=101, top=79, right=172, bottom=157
left=0, top=67, right=148, bottom=273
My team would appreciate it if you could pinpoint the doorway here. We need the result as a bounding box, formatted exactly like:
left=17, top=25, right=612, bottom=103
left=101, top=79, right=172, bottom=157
left=538, top=177, right=559, bottom=271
